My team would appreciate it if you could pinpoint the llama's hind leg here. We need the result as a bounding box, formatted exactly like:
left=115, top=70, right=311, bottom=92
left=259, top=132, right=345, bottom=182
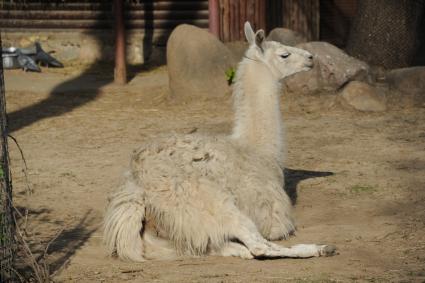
left=142, top=226, right=180, bottom=260
left=230, top=212, right=336, bottom=258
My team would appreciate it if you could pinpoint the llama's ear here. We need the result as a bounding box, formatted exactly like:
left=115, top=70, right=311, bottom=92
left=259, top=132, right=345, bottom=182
left=244, top=21, right=255, bottom=45
left=254, top=29, right=265, bottom=53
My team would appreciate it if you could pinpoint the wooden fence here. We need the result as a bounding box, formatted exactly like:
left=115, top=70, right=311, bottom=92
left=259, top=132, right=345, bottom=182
left=1, top=0, right=355, bottom=46
left=0, top=0, right=209, bottom=30
left=218, top=0, right=320, bottom=42
left=218, top=0, right=265, bottom=42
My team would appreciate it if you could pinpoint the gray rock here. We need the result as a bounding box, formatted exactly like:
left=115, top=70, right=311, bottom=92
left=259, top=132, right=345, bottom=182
left=339, top=81, right=386, bottom=112
left=386, top=67, right=425, bottom=96
left=167, top=24, right=237, bottom=99
left=283, top=64, right=323, bottom=95
left=267, top=28, right=307, bottom=46
left=225, top=41, right=248, bottom=62
left=298, top=42, right=371, bottom=89
left=283, top=42, right=371, bottom=95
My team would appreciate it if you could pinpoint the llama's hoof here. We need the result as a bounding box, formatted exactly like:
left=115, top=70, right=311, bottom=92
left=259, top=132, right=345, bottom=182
left=319, top=245, right=337, bottom=257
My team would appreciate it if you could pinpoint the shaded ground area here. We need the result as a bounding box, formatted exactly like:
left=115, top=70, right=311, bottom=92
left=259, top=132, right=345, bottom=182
left=5, top=66, right=425, bottom=282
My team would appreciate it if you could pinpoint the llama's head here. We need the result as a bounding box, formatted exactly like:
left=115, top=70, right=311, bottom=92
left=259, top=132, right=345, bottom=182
left=244, top=22, right=313, bottom=80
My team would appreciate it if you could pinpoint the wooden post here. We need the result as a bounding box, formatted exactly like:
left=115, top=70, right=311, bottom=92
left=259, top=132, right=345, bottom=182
left=114, top=0, right=127, bottom=84
left=209, top=0, right=220, bottom=37
left=0, top=32, right=15, bottom=283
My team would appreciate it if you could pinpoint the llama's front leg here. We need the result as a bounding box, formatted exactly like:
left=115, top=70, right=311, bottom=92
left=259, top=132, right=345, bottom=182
left=231, top=213, right=336, bottom=258
left=242, top=233, right=336, bottom=258
left=265, top=242, right=337, bottom=258
left=266, top=199, right=296, bottom=240
left=256, top=185, right=295, bottom=241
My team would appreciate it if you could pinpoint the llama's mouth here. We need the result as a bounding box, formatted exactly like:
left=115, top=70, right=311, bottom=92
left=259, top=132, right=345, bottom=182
left=304, top=62, right=314, bottom=68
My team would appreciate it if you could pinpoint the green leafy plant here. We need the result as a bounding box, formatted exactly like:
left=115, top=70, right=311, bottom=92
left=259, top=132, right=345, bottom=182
left=225, top=67, right=236, bottom=85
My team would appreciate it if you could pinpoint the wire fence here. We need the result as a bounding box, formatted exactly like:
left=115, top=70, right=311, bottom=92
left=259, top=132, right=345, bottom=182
left=0, top=31, right=16, bottom=283
left=346, top=0, right=425, bottom=68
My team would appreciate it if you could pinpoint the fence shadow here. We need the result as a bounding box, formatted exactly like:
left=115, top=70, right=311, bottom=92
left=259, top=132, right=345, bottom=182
left=14, top=208, right=98, bottom=280
left=46, top=210, right=98, bottom=275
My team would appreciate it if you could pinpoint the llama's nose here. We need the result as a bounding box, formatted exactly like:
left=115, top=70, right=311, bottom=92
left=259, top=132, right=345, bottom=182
left=307, top=54, right=313, bottom=60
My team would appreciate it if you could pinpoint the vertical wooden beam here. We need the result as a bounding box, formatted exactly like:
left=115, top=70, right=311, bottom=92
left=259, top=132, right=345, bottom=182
left=114, top=0, right=127, bottom=84
left=258, top=0, right=266, bottom=31
left=280, top=0, right=320, bottom=41
left=239, top=0, right=247, bottom=39
left=222, top=0, right=230, bottom=42
left=247, top=0, right=255, bottom=29
left=229, top=0, right=235, bottom=40
left=313, top=0, right=320, bottom=40
left=233, top=1, right=237, bottom=41
left=218, top=0, right=271, bottom=42
left=209, top=0, right=220, bottom=37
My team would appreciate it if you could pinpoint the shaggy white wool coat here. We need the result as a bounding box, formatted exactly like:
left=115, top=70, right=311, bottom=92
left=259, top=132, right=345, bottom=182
left=104, top=22, right=335, bottom=261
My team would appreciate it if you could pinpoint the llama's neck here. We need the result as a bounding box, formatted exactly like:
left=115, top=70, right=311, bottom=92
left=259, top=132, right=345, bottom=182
left=231, top=59, right=285, bottom=163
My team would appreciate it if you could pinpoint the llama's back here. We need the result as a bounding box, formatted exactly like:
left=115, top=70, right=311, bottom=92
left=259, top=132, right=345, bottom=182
left=130, top=133, right=278, bottom=199
left=130, top=133, right=293, bottom=244
left=130, top=133, right=242, bottom=190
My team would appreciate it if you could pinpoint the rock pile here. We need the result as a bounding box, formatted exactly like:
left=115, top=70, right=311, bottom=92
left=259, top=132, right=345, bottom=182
left=167, top=24, right=424, bottom=110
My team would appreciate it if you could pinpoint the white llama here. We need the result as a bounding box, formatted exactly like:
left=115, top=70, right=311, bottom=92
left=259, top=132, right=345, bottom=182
left=104, top=22, right=336, bottom=261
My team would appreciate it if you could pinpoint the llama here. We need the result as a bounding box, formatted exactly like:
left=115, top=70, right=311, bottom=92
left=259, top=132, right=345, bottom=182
left=104, top=22, right=336, bottom=261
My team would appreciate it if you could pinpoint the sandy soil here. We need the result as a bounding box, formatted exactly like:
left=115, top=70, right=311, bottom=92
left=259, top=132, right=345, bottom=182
left=5, top=66, right=425, bottom=282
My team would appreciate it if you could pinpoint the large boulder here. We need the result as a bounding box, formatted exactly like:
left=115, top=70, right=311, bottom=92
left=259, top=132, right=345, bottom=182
left=339, top=81, right=386, bottom=112
left=282, top=63, right=323, bottom=95
left=267, top=28, right=307, bottom=46
left=385, top=67, right=425, bottom=96
left=225, top=41, right=249, bottom=62
left=167, top=24, right=237, bottom=99
left=283, top=42, right=371, bottom=95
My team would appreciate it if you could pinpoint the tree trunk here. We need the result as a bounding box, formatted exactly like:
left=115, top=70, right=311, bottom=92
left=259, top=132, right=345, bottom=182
left=0, top=33, right=15, bottom=283
left=346, top=0, right=424, bottom=69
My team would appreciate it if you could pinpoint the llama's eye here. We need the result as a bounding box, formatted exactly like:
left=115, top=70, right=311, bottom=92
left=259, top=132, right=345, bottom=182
left=280, top=53, right=290, bottom=59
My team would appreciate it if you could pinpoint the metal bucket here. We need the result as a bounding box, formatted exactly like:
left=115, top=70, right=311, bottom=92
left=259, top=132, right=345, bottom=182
left=2, top=48, right=20, bottom=69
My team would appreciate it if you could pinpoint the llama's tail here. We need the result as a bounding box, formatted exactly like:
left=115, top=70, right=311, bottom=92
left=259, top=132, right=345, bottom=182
left=103, top=176, right=145, bottom=262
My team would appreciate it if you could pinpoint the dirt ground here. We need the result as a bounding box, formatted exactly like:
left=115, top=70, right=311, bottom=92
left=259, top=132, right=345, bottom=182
left=5, top=65, right=425, bottom=283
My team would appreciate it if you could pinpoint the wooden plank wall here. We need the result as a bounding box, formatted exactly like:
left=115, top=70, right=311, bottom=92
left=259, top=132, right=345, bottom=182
left=2, top=0, right=322, bottom=43
left=219, top=0, right=266, bottom=42
left=219, top=0, right=320, bottom=42
left=0, top=0, right=209, bottom=30
left=267, top=0, right=321, bottom=41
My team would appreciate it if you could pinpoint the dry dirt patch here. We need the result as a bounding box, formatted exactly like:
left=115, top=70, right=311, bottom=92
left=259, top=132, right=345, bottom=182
left=5, top=67, right=425, bottom=282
